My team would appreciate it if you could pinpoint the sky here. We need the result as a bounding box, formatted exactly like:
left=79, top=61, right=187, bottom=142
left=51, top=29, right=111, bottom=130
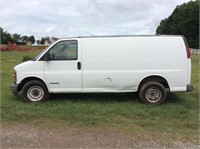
left=1, top=0, right=191, bottom=40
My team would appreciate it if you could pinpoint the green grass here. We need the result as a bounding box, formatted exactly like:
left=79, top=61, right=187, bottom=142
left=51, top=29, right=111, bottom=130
left=0, top=50, right=199, bottom=142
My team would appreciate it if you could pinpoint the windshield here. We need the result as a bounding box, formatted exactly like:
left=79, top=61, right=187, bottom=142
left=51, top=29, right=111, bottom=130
left=33, top=46, right=48, bottom=61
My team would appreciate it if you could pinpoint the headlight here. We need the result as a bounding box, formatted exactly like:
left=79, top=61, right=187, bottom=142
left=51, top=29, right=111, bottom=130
left=13, top=70, right=17, bottom=82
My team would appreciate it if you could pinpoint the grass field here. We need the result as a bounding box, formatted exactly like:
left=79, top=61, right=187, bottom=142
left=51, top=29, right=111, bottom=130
left=1, top=50, right=199, bottom=143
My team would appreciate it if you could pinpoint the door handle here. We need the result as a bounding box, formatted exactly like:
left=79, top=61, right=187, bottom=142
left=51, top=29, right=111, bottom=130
left=77, top=62, right=81, bottom=70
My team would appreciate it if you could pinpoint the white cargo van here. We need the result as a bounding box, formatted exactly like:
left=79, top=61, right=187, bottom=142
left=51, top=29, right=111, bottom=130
left=10, top=35, right=193, bottom=104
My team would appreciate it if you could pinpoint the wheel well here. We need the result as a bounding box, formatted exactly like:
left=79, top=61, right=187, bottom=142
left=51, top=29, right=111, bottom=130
left=18, top=77, right=48, bottom=92
left=138, top=76, right=169, bottom=91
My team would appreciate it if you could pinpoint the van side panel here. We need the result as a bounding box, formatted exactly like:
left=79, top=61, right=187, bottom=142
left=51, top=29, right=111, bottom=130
left=133, top=37, right=186, bottom=59
left=133, top=37, right=188, bottom=92
left=82, top=37, right=136, bottom=92
left=82, top=36, right=188, bottom=92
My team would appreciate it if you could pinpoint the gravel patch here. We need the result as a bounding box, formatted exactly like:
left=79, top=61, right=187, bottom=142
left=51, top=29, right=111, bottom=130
left=1, top=122, right=199, bottom=149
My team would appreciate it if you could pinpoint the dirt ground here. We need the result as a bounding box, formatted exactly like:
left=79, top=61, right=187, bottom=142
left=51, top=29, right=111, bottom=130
left=1, top=122, right=199, bottom=149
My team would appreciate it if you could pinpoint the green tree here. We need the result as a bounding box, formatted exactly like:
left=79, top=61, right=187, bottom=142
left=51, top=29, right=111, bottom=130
left=0, top=27, right=14, bottom=44
left=156, top=0, right=199, bottom=48
left=0, top=27, right=5, bottom=44
left=21, top=35, right=29, bottom=42
left=29, top=35, right=35, bottom=44
left=40, top=37, right=45, bottom=44
left=12, top=33, right=21, bottom=44
left=36, top=40, right=40, bottom=45
left=0, top=27, right=38, bottom=45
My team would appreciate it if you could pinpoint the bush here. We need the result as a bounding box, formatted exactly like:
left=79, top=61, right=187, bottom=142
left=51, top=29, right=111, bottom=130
left=22, top=56, right=32, bottom=62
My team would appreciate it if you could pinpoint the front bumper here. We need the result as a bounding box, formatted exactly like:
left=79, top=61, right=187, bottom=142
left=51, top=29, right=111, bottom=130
left=10, top=83, right=19, bottom=96
left=186, top=84, right=193, bottom=92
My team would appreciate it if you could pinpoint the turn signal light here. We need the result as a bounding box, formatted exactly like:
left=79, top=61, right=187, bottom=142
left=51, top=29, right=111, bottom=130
left=13, top=70, right=16, bottom=82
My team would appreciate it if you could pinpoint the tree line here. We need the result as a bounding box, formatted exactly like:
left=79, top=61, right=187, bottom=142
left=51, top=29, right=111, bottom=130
left=0, top=27, right=35, bottom=44
left=0, top=27, right=47, bottom=45
left=156, top=0, right=199, bottom=49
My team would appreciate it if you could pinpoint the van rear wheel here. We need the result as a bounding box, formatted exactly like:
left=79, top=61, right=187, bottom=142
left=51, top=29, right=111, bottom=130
left=139, top=82, right=166, bottom=104
left=21, top=80, right=49, bottom=103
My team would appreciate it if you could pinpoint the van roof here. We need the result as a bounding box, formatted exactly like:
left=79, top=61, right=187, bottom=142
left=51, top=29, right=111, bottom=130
left=62, top=34, right=182, bottom=39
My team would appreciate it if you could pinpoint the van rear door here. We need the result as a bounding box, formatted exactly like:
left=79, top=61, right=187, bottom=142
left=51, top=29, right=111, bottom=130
left=43, top=39, right=82, bottom=92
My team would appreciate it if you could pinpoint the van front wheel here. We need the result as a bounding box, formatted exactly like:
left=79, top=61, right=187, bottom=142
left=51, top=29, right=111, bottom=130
left=139, top=82, right=166, bottom=104
left=21, top=80, right=49, bottom=103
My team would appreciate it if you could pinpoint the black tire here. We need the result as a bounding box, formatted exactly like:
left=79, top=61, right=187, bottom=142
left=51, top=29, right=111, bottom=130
left=139, top=82, right=166, bottom=105
left=21, top=80, right=49, bottom=103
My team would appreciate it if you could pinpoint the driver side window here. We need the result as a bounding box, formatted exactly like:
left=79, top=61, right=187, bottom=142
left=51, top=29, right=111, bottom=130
left=49, top=40, right=78, bottom=60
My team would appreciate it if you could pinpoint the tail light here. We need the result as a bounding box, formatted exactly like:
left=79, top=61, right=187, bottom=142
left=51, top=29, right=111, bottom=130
left=182, top=36, right=190, bottom=59
left=186, top=47, right=190, bottom=59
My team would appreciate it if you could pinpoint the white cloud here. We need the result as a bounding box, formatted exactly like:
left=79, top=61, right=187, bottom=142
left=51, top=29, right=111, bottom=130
left=45, top=27, right=55, bottom=33
left=0, top=0, right=191, bottom=39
